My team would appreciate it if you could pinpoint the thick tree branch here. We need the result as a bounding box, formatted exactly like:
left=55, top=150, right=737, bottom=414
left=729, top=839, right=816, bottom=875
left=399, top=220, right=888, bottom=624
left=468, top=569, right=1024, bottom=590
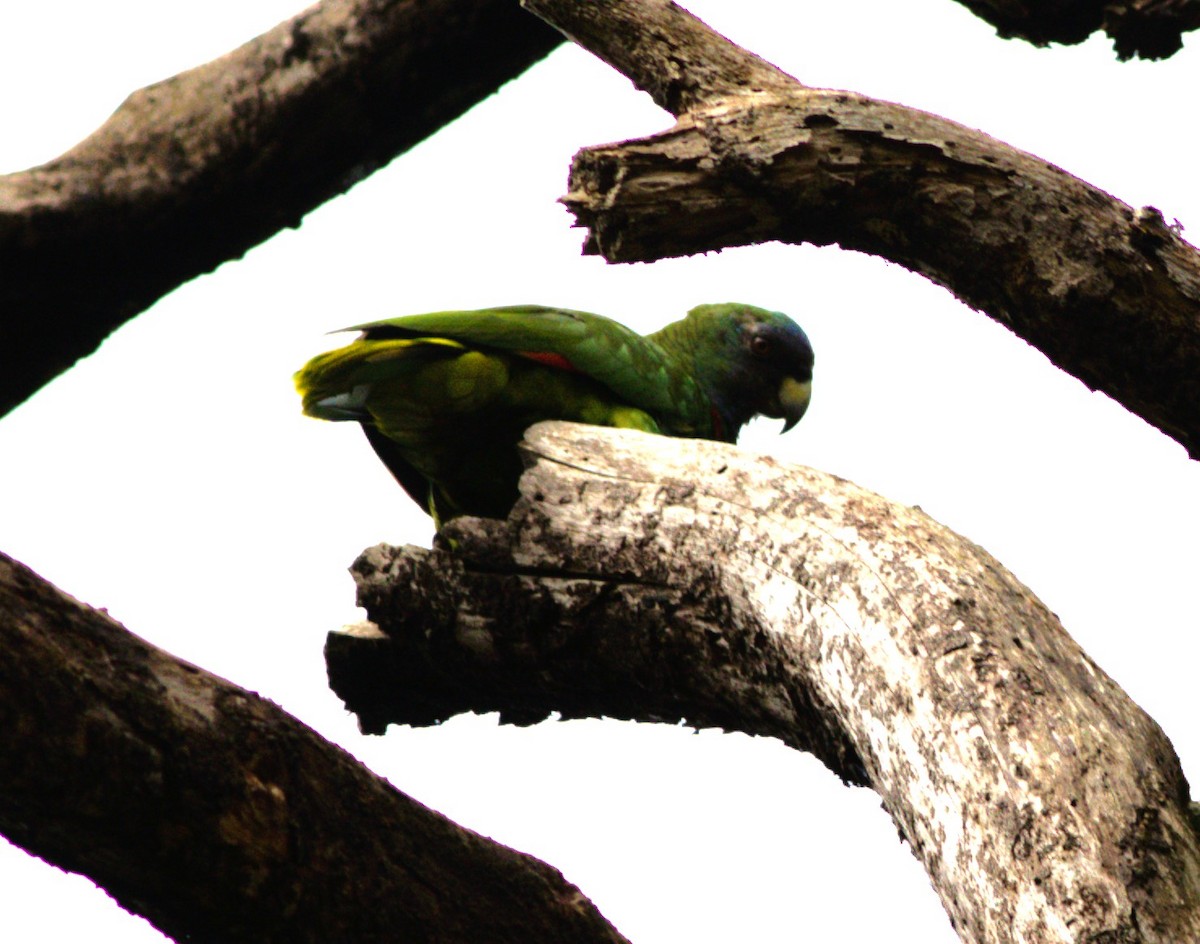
left=328, top=422, right=1200, bottom=944
left=523, top=0, right=1200, bottom=459
left=0, top=0, right=561, bottom=419
left=518, top=0, right=796, bottom=112
left=952, top=0, right=1200, bottom=60
left=0, top=550, right=629, bottom=944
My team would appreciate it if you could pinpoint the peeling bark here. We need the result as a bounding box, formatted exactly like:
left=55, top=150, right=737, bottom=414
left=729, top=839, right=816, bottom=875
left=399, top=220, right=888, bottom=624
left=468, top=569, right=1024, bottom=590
left=0, top=550, right=629, bottom=944
left=329, top=422, right=1200, bottom=944
left=0, top=0, right=560, bottom=418
left=520, top=0, right=1200, bottom=459
left=950, top=0, right=1200, bottom=60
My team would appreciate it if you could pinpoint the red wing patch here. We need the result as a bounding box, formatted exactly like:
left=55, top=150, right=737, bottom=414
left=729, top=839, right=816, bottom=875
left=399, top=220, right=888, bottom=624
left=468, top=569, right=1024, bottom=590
left=517, top=350, right=578, bottom=372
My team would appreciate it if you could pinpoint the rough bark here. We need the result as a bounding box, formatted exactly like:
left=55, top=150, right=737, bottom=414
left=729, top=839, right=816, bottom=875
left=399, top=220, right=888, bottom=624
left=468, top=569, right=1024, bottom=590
left=0, top=550, right=629, bottom=944
left=7, top=0, right=1196, bottom=451
left=328, top=422, right=1200, bottom=944
left=950, top=0, right=1200, bottom=59
left=522, top=0, right=1200, bottom=460
left=0, top=0, right=561, bottom=419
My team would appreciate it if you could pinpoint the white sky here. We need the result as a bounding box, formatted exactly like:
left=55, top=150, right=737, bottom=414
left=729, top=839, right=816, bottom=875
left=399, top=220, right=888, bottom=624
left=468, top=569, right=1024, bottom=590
left=1, top=2, right=1198, bottom=941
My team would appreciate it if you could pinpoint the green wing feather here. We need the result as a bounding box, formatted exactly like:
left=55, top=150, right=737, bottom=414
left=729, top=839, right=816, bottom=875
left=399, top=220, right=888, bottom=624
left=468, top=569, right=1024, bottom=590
left=296, top=306, right=696, bottom=523
left=346, top=306, right=706, bottom=424
left=295, top=302, right=812, bottom=525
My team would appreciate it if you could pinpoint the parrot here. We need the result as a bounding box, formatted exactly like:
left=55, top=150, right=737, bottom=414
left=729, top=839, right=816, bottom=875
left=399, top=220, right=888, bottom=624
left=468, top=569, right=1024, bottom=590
left=295, top=303, right=813, bottom=526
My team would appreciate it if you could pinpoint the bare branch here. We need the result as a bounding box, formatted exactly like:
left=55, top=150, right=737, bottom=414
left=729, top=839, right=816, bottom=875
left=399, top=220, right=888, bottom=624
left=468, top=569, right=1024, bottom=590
left=0, top=0, right=560, bottom=419
left=521, top=0, right=796, bottom=113
left=951, top=0, right=1200, bottom=60
left=524, top=0, right=1200, bottom=458
left=329, top=422, right=1200, bottom=944
left=0, top=549, right=629, bottom=944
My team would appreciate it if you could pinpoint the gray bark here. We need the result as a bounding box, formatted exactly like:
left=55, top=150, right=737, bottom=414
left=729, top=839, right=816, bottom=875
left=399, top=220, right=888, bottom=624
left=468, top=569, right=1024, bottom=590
left=524, top=0, right=1200, bottom=460
left=329, top=421, right=1200, bottom=944
left=4, top=1, right=1198, bottom=940
left=7, top=0, right=1197, bottom=454
left=0, top=0, right=561, bottom=418
left=0, top=550, right=629, bottom=944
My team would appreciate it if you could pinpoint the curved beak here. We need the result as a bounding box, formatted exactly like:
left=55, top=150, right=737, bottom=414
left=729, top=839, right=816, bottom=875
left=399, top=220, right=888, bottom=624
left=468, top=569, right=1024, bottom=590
left=778, top=376, right=811, bottom=433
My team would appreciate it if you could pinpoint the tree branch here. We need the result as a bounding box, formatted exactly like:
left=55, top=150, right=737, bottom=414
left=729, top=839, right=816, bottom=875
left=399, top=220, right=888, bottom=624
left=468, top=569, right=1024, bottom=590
left=328, top=422, right=1200, bottom=944
left=951, top=0, right=1200, bottom=60
left=0, top=0, right=561, bottom=419
left=521, top=0, right=1200, bottom=459
left=516, top=0, right=796, bottom=112
left=0, top=550, right=629, bottom=944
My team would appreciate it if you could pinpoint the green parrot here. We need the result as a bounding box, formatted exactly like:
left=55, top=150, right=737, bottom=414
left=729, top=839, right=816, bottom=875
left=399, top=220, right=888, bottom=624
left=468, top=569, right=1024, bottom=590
left=295, top=303, right=813, bottom=525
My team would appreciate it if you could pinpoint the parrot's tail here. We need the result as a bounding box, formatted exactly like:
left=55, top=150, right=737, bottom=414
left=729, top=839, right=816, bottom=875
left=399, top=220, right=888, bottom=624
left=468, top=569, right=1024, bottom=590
left=294, top=336, right=465, bottom=420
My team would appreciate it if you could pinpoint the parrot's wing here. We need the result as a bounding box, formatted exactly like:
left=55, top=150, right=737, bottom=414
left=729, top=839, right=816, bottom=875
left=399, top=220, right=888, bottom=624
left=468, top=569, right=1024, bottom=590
left=347, top=306, right=696, bottom=418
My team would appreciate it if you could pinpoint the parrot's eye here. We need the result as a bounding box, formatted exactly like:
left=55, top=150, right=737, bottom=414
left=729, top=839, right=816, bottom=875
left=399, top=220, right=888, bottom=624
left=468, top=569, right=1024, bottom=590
left=750, top=335, right=772, bottom=357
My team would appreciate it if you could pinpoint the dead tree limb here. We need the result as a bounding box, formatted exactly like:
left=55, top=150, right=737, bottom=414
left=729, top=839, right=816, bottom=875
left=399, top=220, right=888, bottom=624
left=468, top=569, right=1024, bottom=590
left=522, top=0, right=1200, bottom=459
left=0, top=0, right=560, bottom=419
left=328, top=421, right=1200, bottom=944
left=0, top=550, right=629, bottom=944
left=951, top=0, right=1200, bottom=58
left=8, top=0, right=1197, bottom=454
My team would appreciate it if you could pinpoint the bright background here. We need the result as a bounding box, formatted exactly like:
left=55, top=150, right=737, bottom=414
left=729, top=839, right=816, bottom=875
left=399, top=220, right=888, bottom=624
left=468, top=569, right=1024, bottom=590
left=2, top=2, right=1197, bottom=941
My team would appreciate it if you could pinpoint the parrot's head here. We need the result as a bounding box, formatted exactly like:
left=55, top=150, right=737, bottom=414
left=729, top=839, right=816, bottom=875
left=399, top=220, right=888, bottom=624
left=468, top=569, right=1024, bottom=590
left=683, top=303, right=814, bottom=440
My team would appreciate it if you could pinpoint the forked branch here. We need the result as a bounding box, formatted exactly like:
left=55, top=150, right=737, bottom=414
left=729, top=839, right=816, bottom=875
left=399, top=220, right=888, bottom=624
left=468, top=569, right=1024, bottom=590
left=522, top=0, right=1200, bottom=459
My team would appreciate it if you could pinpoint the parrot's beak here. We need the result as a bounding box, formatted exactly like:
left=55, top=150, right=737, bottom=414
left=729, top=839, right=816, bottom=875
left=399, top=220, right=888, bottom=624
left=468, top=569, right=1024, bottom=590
left=778, top=376, right=811, bottom=433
